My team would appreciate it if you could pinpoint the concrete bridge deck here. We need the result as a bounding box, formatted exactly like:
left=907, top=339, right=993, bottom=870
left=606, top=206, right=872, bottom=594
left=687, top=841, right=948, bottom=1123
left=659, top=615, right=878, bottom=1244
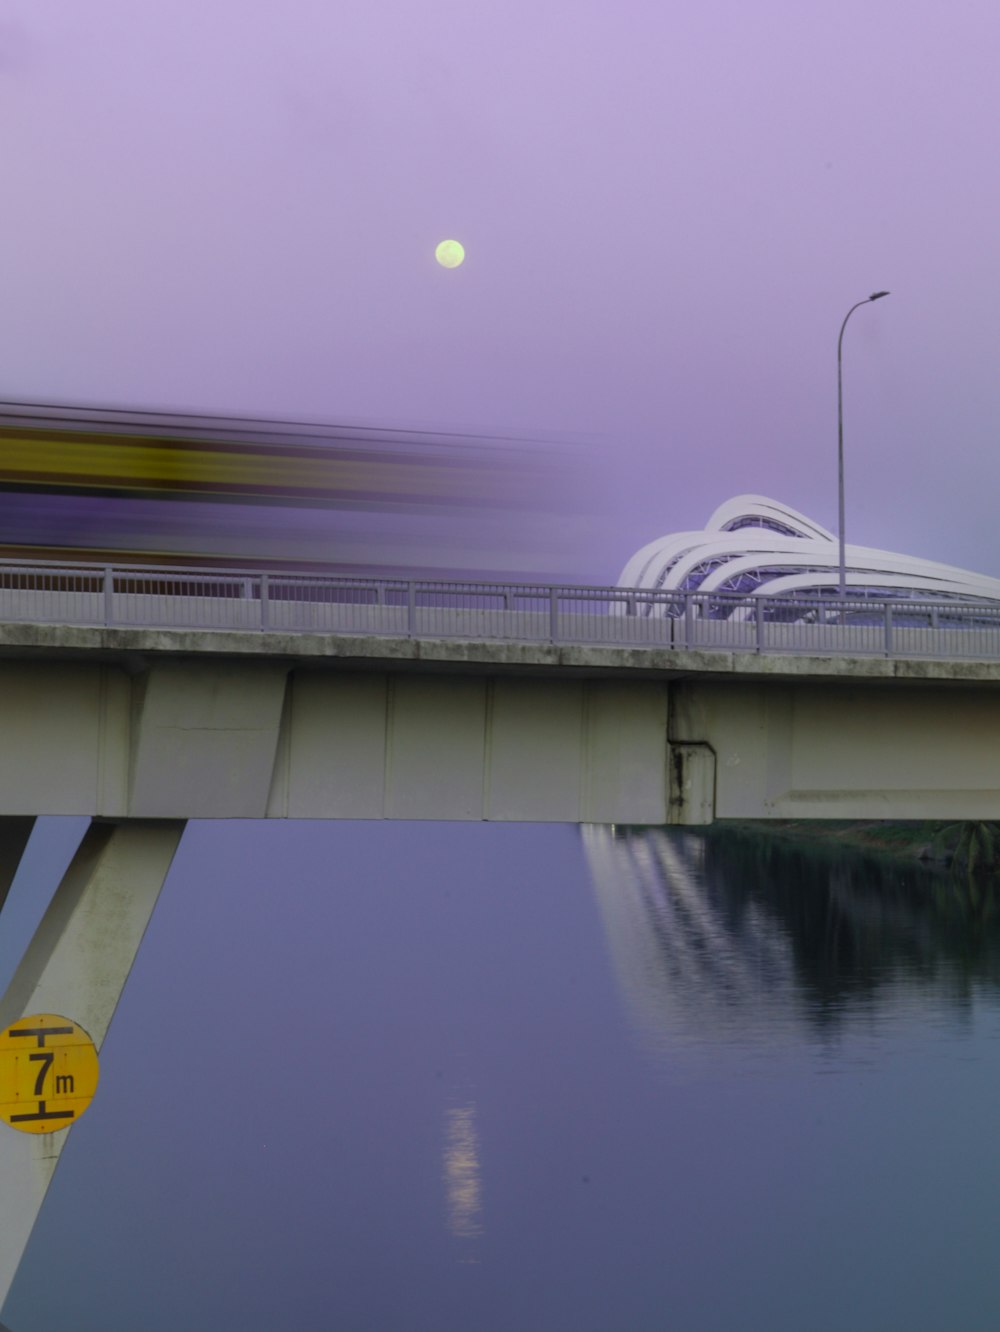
left=0, top=615, right=996, bottom=826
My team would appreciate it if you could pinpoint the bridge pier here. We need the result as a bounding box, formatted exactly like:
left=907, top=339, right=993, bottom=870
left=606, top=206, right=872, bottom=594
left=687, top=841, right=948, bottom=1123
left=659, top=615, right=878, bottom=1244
left=0, top=821, right=35, bottom=919
left=0, top=818, right=185, bottom=1314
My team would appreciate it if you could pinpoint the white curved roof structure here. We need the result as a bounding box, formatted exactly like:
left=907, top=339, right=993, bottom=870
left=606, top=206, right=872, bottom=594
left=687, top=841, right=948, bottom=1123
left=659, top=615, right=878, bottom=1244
left=618, top=495, right=1000, bottom=605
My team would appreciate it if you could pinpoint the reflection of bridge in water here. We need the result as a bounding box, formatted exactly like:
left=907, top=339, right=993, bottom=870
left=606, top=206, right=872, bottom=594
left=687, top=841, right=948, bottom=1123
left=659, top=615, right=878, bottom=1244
left=583, top=825, right=1000, bottom=1059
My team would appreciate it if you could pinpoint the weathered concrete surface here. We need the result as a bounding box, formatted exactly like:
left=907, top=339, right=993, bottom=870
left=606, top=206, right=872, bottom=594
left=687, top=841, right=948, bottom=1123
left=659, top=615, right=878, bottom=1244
left=670, top=677, right=1000, bottom=820
left=3, top=619, right=1000, bottom=683
left=0, top=657, right=672, bottom=822
left=0, top=623, right=998, bottom=821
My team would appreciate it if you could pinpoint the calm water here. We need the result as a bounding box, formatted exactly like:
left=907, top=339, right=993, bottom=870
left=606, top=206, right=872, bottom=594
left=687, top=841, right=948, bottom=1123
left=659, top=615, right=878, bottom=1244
left=7, top=820, right=1000, bottom=1332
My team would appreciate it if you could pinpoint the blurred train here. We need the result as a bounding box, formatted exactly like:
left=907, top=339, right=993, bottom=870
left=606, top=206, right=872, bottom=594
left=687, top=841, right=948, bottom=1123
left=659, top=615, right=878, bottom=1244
left=0, top=400, right=590, bottom=579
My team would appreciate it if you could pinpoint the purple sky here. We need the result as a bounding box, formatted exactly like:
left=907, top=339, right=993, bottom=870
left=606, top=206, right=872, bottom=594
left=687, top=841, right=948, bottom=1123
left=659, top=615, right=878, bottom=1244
left=3, top=1, right=999, bottom=580
left=5, top=9, right=1000, bottom=1330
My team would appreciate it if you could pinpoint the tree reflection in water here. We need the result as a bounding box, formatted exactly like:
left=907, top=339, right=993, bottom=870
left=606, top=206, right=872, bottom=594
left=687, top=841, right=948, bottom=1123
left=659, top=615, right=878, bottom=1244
left=582, top=823, right=1000, bottom=1058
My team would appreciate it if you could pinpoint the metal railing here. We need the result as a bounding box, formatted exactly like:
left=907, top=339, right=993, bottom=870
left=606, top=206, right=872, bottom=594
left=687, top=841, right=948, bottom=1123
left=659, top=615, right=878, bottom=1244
left=0, top=558, right=999, bottom=659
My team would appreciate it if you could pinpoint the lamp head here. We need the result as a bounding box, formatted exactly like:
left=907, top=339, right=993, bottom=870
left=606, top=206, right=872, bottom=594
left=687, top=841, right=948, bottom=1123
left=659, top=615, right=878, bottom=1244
left=869, top=290, right=890, bottom=301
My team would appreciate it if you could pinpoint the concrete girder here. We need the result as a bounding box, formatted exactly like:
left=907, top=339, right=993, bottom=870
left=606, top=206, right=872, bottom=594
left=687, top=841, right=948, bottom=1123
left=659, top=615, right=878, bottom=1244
left=0, top=819, right=185, bottom=1315
left=0, top=660, right=674, bottom=824
left=0, top=623, right=998, bottom=823
left=669, top=678, right=1000, bottom=820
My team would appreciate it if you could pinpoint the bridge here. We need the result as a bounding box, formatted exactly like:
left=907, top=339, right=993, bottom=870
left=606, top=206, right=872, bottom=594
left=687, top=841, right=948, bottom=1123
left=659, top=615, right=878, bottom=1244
left=0, top=558, right=994, bottom=826
left=3, top=557, right=1000, bottom=1312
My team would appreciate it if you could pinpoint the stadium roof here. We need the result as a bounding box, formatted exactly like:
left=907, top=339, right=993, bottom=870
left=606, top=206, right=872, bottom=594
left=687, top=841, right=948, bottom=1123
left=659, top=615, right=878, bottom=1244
left=618, top=496, right=1000, bottom=603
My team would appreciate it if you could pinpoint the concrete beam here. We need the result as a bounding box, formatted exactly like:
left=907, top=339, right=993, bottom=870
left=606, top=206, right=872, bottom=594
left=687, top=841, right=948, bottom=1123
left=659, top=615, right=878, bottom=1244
left=4, top=618, right=1000, bottom=685
left=266, top=674, right=671, bottom=823
left=128, top=660, right=288, bottom=817
left=0, top=819, right=185, bottom=1313
left=0, top=660, right=672, bottom=823
left=0, top=623, right=996, bottom=821
left=671, top=678, right=1000, bottom=819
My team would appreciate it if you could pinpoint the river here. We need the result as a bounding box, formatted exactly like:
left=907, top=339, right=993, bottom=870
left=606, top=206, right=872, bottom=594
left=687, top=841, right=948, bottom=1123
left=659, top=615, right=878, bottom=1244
left=6, top=819, right=1000, bottom=1331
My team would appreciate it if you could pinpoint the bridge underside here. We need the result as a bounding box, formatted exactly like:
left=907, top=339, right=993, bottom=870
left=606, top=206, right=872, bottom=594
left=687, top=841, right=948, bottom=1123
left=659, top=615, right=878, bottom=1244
left=671, top=676, right=1000, bottom=822
left=0, top=626, right=998, bottom=823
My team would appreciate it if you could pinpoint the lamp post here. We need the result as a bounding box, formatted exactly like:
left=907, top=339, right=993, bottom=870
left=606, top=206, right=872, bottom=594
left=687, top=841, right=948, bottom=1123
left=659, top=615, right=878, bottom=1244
left=837, top=290, right=890, bottom=598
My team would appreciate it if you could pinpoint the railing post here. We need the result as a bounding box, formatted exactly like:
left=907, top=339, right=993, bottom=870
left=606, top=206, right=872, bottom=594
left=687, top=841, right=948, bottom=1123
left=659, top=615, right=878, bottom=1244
left=103, top=567, right=114, bottom=626
left=664, top=593, right=677, bottom=641
left=684, top=591, right=693, bottom=648
left=407, top=582, right=417, bottom=636
left=260, top=574, right=269, bottom=631
left=884, top=601, right=893, bottom=656
left=549, top=587, right=559, bottom=643
left=755, top=596, right=764, bottom=653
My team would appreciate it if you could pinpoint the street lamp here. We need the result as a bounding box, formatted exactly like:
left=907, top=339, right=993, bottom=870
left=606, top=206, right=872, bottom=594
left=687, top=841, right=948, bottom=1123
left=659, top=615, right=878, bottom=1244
left=837, top=290, right=890, bottom=598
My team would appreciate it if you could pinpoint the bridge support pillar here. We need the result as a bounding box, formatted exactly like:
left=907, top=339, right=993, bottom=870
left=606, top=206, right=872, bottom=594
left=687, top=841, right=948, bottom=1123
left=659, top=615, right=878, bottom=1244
left=0, top=819, right=35, bottom=918
left=0, top=818, right=185, bottom=1315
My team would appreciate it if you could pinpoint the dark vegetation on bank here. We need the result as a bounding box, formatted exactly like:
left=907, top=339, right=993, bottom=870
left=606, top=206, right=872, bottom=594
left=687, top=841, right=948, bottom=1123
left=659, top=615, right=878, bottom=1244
left=609, top=817, right=1000, bottom=995
left=694, top=820, right=1000, bottom=994
left=718, top=818, right=1000, bottom=874
left=706, top=819, right=1000, bottom=936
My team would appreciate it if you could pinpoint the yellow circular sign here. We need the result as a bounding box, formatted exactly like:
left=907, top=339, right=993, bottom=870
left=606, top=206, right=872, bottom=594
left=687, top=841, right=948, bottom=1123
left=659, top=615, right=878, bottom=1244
left=0, top=1014, right=99, bottom=1134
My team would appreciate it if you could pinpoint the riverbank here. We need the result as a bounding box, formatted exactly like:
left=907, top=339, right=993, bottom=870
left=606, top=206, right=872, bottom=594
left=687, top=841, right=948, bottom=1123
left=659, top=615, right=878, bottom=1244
left=715, top=819, right=960, bottom=865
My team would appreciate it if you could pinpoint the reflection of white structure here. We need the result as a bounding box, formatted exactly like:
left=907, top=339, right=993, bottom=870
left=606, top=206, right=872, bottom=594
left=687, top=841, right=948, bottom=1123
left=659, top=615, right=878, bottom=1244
left=582, top=826, right=805, bottom=1056
left=583, top=826, right=957, bottom=1060
left=618, top=496, right=1000, bottom=604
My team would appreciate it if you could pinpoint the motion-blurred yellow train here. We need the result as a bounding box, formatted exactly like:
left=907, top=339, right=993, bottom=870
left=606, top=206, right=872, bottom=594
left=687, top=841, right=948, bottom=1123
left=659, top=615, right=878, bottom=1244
left=0, top=401, right=574, bottom=578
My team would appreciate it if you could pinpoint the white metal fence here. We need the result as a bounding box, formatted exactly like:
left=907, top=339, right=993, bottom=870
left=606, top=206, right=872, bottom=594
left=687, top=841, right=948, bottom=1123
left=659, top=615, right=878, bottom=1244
left=1, top=560, right=999, bottom=659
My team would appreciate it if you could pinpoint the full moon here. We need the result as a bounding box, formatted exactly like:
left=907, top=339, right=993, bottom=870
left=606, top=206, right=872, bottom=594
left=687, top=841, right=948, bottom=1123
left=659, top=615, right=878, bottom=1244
left=435, top=239, right=465, bottom=269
